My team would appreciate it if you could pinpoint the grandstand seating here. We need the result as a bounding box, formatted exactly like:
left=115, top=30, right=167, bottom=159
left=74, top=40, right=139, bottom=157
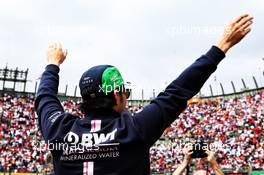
left=0, top=90, right=263, bottom=173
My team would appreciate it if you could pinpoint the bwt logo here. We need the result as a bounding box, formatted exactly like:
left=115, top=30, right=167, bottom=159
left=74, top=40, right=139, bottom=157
left=64, top=129, right=117, bottom=147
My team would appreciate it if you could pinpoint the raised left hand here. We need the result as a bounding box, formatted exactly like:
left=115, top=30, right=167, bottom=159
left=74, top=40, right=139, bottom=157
left=47, top=43, right=68, bottom=66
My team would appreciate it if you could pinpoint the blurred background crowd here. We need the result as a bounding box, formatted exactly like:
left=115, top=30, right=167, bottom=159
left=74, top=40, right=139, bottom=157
left=0, top=90, right=263, bottom=173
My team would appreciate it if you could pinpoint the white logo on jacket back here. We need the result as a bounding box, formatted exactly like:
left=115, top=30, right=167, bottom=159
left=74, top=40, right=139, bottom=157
left=64, top=129, right=117, bottom=147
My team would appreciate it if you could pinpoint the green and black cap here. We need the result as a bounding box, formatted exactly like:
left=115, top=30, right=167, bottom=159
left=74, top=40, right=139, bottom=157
left=79, top=65, right=130, bottom=99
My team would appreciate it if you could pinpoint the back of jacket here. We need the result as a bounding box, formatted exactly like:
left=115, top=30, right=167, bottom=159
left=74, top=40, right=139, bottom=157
left=35, top=46, right=225, bottom=175
left=46, top=111, right=151, bottom=175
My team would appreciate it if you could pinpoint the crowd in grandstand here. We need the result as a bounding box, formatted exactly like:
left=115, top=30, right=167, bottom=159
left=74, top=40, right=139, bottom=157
left=0, top=94, right=47, bottom=173
left=150, top=91, right=264, bottom=173
left=0, top=90, right=264, bottom=173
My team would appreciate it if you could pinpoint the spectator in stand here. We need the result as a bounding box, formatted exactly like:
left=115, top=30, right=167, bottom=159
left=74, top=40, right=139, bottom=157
left=173, top=145, right=224, bottom=175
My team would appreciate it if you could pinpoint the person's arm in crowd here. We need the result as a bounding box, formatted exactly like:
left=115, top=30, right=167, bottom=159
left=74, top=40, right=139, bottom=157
left=131, top=14, right=253, bottom=146
left=206, top=151, right=224, bottom=175
left=34, top=43, right=69, bottom=141
left=173, top=145, right=193, bottom=175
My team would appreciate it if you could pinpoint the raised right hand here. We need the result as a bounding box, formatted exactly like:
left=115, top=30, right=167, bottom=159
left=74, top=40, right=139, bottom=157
left=217, top=14, right=253, bottom=53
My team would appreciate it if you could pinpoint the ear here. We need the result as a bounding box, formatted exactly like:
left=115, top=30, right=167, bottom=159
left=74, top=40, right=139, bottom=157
left=113, top=90, right=121, bottom=112
left=113, top=90, right=120, bottom=104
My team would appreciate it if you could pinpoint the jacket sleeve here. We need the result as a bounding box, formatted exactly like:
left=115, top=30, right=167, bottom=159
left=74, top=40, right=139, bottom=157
left=35, top=64, right=68, bottom=141
left=131, top=46, right=225, bottom=147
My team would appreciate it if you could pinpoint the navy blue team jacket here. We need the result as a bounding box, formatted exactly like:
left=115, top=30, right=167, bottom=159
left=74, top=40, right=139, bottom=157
left=35, top=46, right=225, bottom=175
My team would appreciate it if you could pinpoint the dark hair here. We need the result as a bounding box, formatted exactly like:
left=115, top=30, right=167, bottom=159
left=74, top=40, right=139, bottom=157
left=79, top=87, right=120, bottom=115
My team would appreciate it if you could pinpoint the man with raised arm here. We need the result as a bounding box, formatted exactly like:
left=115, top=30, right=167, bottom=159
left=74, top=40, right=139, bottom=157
left=35, top=14, right=253, bottom=175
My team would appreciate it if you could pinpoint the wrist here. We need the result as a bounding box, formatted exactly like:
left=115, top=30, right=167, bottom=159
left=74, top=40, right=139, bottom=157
left=45, top=64, right=60, bottom=73
left=209, top=160, right=218, bottom=168
left=182, top=158, right=190, bottom=164
left=216, top=41, right=230, bottom=54
left=48, top=62, right=60, bottom=67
